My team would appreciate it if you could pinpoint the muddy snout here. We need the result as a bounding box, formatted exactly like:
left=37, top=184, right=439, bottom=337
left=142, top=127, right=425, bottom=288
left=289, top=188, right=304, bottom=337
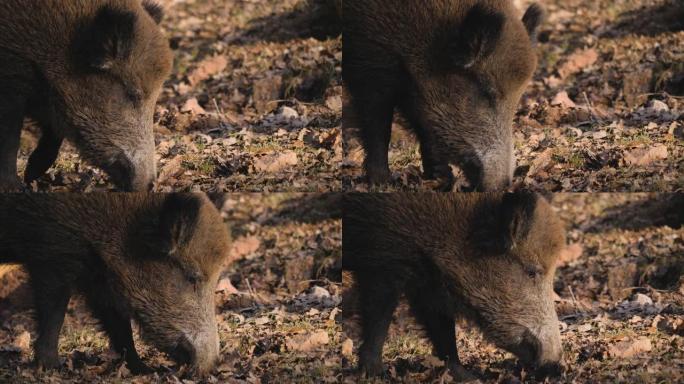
left=514, top=326, right=563, bottom=377
left=107, top=150, right=156, bottom=192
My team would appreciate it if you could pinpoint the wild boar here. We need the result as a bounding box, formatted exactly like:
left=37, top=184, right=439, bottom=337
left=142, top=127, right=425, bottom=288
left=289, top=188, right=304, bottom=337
left=0, top=0, right=173, bottom=191
left=0, top=193, right=230, bottom=376
left=343, top=192, right=565, bottom=379
left=343, top=0, right=544, bottom=190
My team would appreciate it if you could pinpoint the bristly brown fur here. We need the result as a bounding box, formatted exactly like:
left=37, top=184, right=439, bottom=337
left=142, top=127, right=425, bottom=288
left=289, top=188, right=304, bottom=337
left=343, top=0, right=542, bottom=190
left=0, top=193, right=230, bottom=375
left=343, top=192, right=565, bottom=379
left=0, top=0, right=173, bottom=191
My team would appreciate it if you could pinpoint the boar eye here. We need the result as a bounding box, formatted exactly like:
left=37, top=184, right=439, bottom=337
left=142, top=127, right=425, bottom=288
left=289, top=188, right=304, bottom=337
left=185, top=270, right=202, bottom=285
left=125, top=88, right=143, bottom=105
left=523, top=265, right=542, bottom=279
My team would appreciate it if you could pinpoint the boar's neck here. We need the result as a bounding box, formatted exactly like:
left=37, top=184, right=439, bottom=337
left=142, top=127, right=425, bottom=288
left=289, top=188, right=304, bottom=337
left=0, top=1, right=114, bottom=70
left=0, top=194, right=155, bottom=264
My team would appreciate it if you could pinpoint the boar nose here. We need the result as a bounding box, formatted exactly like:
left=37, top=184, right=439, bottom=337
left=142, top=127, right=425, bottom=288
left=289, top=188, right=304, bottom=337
left=473, top=139, right=515, bottom=191
left=519, top=323, right=563, bottom=372
left=477, top=155, right=514, bottom=191
left=109, top=151, right=156, bottom=191
left=187, top=321, right=220, bottom=376
left=478, top=173, right=512, bottom=191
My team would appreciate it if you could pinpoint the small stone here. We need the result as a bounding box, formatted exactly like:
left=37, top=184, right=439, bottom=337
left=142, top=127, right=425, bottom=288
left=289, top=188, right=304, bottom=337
left=649, top=99, right=669, bottom=113
left=280, top=106, right=299, bottom=119
left=592, top=130, right=608, bottom=140
left=254, top=317, right=270, bottom=326
left=309, top=286, right=331, bottom=300
left=632, top=293, right=653, bottom=306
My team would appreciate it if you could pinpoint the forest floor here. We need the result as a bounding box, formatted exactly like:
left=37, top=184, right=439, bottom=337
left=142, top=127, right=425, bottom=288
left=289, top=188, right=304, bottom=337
left=0, top=193, right=343, bottom=383
left=18, top=0, right=342, bottom=192
left=343, top=0, right=684, bottom=192
left=340, top=193, right=684, bottom=383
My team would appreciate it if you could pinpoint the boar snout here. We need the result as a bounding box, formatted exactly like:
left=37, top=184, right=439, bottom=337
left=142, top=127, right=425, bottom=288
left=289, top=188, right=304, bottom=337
left=107, top=148, right=156, bottom=191
left=515, top=322, right=562, bottom=376
left=179, top=317, right=220, bottom=376
left=460, top=140, right=514, bottom=191
left=475, top=157, right=513, bottom=191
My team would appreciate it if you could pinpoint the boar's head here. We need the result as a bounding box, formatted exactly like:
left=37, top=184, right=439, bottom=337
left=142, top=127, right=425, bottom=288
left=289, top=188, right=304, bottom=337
left=439, top=193, right=565, bottom=375
left=407, top=3, right=543, bottom=190
left=53, top=1, right=172, bottom=191
left=118, top=193, right=230, bottom=376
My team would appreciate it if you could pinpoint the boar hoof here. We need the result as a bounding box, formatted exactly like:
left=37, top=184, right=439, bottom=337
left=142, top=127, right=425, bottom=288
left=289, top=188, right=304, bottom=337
left=366, top=167, right=390, bottom=185
left=124, top=359, right=154, bottom=375
left=35, top=355, right=62, bottom=371
left=448, top=362, right=480, bottom=383
left=358, top=355, right=384, bottom=377
left=0, top=176, right=27, bottom=192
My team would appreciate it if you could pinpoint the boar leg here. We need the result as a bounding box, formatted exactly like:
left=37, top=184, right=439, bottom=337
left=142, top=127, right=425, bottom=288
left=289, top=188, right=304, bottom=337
left=351, top=82, right=396, bottom=185
left=356, top=272, right=400, bottom=377
left=24, top=127, right=63, bottom=184
left=85, top=294, right=151, bottom=374
left=407, top=292, right=475, bottom=380
left=32, top=282, right=71, bottom=370
left=0, top=104, right=25, bottom=191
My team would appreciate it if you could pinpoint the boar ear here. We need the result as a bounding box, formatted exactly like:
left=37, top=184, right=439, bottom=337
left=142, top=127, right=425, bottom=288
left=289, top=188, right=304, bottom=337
left=522, top=4, right=544, bottom=43
left=71, top=6, right=137, bottom=71
left=142, top=0, right=165, bottom=24
left=159, top=194, right=202, bottom=256
left=446, top=4, right=505, bottom=69
left=499, top=192, right=538, bottom=250
left=471, top=192, right=538, bottom=254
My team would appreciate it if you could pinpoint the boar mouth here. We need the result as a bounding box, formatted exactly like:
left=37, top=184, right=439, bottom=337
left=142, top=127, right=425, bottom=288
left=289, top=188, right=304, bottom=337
left=168, top=335, right=197, bottom=366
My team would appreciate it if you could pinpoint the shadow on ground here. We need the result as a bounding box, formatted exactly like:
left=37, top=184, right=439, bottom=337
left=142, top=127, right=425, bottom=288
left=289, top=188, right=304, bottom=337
left=230, top=0, right=341, bottom=45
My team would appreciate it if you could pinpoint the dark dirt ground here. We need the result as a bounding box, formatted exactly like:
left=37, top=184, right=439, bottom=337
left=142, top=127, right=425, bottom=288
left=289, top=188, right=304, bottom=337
left=18, top=0, right=342, bottom=193
left=340, top=193, right=684, bottom=383
left=0, top=193, right=342, bottom=383
left=343, top=0, right=684, bottom=192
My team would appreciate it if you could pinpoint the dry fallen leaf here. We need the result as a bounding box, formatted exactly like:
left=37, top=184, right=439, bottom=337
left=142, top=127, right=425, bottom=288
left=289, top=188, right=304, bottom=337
left=558, top=48, right=598, bottom=79
left=0, top=265, right=18, bottom=279
left=623, top=144, right=668, bottom=166
left=609, top=337, right=652, bottom=358
left=253, top=151, right=298, bottom=173
left=341, top=338, right=353, bottom=358
left=187, top=55, right=228, bottom=86
left=286, top=330, right=329, bottom=352
left=558, top=243, right=583, bottom=266
left=530, top=148, right=554, bottom=174
left=157, top=155, right=184, bottom=184
left=14, top=331, right=31, bottom=352
left=230, top=236, right=261, bottom=260
left=325, top=95, right=343, bottom=112
left=181, top=98, right=207, bottom=115
left=551, top=91, right=577, bottom=109
left=216, top=277, right=238, bottom=294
